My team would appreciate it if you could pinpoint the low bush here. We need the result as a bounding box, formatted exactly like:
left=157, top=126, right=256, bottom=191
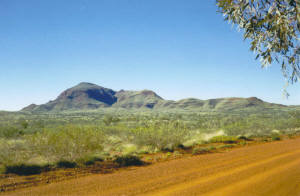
left=131, top=121, right=190, bottom=151
left=4, top=164, right=50, bottom=175
left=272, top=135, right=281, bottom=141
left=81, top=157, right=103, bottom=166
left=238, top=135, right=252, bottom=141
left=209, top=136, right=238, bottom=144
left=161, top=145, right=175, bottom=152
left=208, top=146, right=217, bottom=151
left=0, top=127, right=24, bottom=139
left=0, top=139, right=31, bottom=166
left=177, top=143, right=191, bottom=150
left=27, top=125, right=105, bottom=162
left=56, top=160, right=77, bottom=168
left=114, top=155, right=144, bottom=167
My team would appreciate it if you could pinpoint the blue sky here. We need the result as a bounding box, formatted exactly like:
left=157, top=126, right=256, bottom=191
left=0, top=0, right=299, bottom=111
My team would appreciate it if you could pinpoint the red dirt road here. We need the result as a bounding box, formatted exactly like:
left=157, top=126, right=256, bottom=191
left=3, top=138, right=300, bottom=196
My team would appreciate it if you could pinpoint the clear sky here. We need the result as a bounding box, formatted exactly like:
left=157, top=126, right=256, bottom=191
left=0, top=0, right=299, bottom=111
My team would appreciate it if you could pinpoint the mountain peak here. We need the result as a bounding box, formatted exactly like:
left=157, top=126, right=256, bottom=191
left=78, top=82, right=94, bottom=85
left=71, top=82, right=103, bottom=90
left=247, top=97, right=262, bottom=102
left=56, top=82, right=116, bottom=105
left=138, top=90, right=162, bottom=98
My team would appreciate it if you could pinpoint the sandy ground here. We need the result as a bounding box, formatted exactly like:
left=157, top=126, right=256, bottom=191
left=2, top=138, right=300, bottom=196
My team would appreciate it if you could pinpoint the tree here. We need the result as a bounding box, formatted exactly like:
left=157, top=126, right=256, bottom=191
left=103, top=115, right=120, bottom=126
left=216, top=0, right=300, bottom=94
left=19, top=118, right=28, bottom=129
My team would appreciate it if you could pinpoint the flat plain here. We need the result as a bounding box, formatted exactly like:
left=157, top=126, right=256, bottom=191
left=3, top=137, right=300, bottom=196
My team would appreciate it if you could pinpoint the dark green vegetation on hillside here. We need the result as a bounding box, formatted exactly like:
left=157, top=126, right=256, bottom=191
left=21, top=82, right=290, bottom=112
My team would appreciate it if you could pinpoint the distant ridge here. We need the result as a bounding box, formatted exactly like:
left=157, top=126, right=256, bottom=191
left=22, top=82, right=287, bottom=112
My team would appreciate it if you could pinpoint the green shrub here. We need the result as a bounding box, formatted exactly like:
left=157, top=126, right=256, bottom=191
left=56, top=160, right=77, bottom=168
left=0, top=139, right=31, bottom=165
left=209, top=146, right=217, bottom=151
left=0, top=127, right=24, bottom=139
left=161, top=145, right=174, bottom=152
left=209, top=136, right=238, bottom=144
left=103, top=115, right=120, bottom=126
left=81, top=157, right=103, bottom=166
left=19, top=119, right=29, bottom=129
left=272, top=135, right=281, bottom=141
left=131, top=121, right=189, bottom=151
left=176, top=143, right=192, bottom=150
left=4, top=164, right=50, bottom=175
left=27, top=125, right=104, bottom=162
left=114, top=155, right=144, bottom=167
left=238, top=135, right=252, bottom=141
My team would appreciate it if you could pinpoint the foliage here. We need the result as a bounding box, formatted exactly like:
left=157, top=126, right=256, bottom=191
left=56, top=160, right=77, bottom=168
left=209, top=135, right=238, bottom=143
left=81, top=156, right=103, bottom=166
left=18, top=118, right=29, bottom=129
left=131, top=121, right=189, bottom=151
left=271, top=134, right=281, bottom=141
left=103, top=115, right=120, bottom=126
left=238, top=135, right=252, bottom=141
left=0, top=127, right=24, bottom=138
left=113, top=155, right=144, bottom=167
left=0, top=139, right=31, bottom=165
left=4, top=164, right=50, bottom=176
left=26, top=125, right=105, bottom=162
left=217, top=0, right=300, bottom=88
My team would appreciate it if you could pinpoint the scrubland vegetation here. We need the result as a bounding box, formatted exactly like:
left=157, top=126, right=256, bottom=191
left=0, top=109, right=300, bottom=175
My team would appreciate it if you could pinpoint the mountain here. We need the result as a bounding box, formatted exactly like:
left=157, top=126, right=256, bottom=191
left=21, top=82, right=288, bottom=112
left=154, top=97, right=285, bottom=111
left=22, top=82, right=117, bottom=112
left=22, top=83, right=164, bottom=112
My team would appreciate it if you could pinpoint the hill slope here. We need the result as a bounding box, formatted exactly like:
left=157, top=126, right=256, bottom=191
left=21, top=82, right=288, bottom=112
left=113, top=90, right=163, bottom=109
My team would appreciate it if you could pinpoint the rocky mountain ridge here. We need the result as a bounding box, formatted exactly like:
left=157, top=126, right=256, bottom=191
left=22, top=82, right=287, bottom=112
